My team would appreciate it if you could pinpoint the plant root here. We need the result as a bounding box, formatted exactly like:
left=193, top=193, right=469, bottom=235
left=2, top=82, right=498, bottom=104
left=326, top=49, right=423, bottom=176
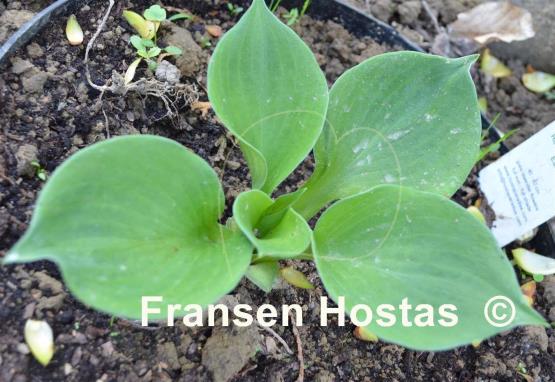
left=258, top=324, right=294, bottom=355
left=84, top=0, right=198, bottom=128
left=290, top=312, right=305, bottom=382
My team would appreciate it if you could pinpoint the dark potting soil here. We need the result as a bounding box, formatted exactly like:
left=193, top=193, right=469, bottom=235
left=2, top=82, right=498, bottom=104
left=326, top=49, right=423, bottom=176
left=0, top=1, right=553, bottom=381
left=347, top=0, right=555, bottom=148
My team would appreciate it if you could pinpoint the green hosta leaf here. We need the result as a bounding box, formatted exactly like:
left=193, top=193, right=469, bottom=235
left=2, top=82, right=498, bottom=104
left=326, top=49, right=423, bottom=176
left=164, top=46, right=183, bottom=56
left=147, top=59, right=158, bottom=71
left=313, top=185, right=545, bottom=350
left=208, top=0, right=328, bottom=193
left=130, top=35, right=145, bottom=50
left=246, top=261, right=279, bottom=292
left=256, top=188, right=306, bottom=235
left=4, top=136, right=252, bottom=319
left=143, top=4, right=167, bottom=22
left=294, top=52, right=482, bottom=219
left=137, top=48, right=149, bottom=59
left=233, top=190, right=311, bottom=260
left=147, top=47, right=161, bottom=58
left=168, top=13, right=192, bottom=22
left=141, top=38, right=155, bottom=48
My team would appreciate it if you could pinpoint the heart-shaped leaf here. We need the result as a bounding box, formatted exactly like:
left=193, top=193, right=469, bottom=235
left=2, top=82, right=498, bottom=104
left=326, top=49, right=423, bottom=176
left=130, top=35, right=145, bottom=50
left=147, top=47, right=161, bottom=58
left=294, top=52, right=482, bottom=219
left=208, top=0, right=328, bottom=193
left=164, top=46, right=183, bottom=56
left=137, top=49, right=149, bottom=59
left=312, top=185, right=546, bottom=350
left=143, top=4, right=167, bottom=22
left=4, top=136, right=252, bottom=319
left=141, top=38, right=155, bottom=48
left=233, top=190, right=311, bottom=260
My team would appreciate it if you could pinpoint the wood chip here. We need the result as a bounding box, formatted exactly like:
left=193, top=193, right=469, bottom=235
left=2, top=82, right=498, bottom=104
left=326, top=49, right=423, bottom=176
left=205, top=25, right=222, bottom=37
left=191, top=101, right=212, bottom=118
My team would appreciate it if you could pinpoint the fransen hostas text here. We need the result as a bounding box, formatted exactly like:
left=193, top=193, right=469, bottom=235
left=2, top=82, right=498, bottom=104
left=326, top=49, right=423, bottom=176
left=142, top=296, right=459, bottom=328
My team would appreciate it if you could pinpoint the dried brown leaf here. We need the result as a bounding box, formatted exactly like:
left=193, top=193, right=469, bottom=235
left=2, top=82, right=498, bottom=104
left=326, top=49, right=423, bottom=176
left=449, top=1, right=534, bottom=44
left=205, top=25, right=222, bottom=38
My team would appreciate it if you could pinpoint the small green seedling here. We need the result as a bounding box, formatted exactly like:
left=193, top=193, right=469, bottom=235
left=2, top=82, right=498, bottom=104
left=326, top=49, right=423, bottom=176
left=227, top=3, right=245, bottom=16
left=30, top=160, right=47, bottom=181
left=516, top=362, right=529, bottom=378
left=123, top=4, right=185, bottom=80
left=283, top=0, right=311, bottom=26
left=476, top=114, right=518, bottom=162
left=5, top=0, right=546, bottom=351
left=269, top=0, right=283, bottom=12
left=533, top=274, right=544, bottom=282
left=199, top=36, right=212, bottom=49
left=283, top=8, right=300, bottom=26
left=272, top=0, right=311, bottom=25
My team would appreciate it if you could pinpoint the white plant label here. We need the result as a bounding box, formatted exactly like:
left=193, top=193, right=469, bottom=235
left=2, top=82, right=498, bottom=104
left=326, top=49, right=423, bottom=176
left=479, top=120, right=555, bottom=247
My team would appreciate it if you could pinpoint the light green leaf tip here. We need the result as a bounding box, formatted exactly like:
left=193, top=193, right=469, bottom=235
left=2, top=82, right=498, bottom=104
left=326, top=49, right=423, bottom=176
left=280, top=266, right=315, bottom=289
left=207, top=0, right=329, bottom=194
left=5, top=135, right=253, bottom=319
left=294, top=52, right=482, bottom=219
left=313, top=185, right=546, bottom=351
left=233, top=189, right=311, bottom=260
left=246, top=261, right=280, bottom=292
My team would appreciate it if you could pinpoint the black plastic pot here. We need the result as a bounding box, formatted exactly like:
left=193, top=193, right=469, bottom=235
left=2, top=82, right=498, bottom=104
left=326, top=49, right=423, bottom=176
left=1, top=0, right=553, bottom=254
left=0, top=0, right=93, bottom=67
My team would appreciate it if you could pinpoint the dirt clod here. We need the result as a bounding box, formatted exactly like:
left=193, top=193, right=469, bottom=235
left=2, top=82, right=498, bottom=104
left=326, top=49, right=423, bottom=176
left=36, top=293, right=65, bottom=312
left=371, top=0, right=395, bottom=22
left=10, top=57, right=34, bottom=74
left=21, top=67, right=49, bottom=93
left=398, top=0, right=421, bottom=24
left=0, top=9, right=35, bottom=43
left=26, top=42, right=44, bottom=58
left=33, top=271, right=64, bottom=295
left=163, top=23, right=204, bottom=77
left=476, top=352, right=508, bottom=377
left=202, top=323, right=260, bottom=382
left=157, top=342, right=181, bottom=371
left=541, top=275, right=555, bottom=305
left=522, top=326, right=549, bottom=352
left=155, top=60, right=182, bottom=84
left=14, top=143, right=38, bottom=177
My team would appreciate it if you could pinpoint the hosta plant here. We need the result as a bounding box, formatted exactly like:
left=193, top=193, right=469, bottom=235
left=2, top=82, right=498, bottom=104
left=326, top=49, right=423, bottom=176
left=5, top=0, right=545, bottom=350
left=123, top=4, right=187, bottom=75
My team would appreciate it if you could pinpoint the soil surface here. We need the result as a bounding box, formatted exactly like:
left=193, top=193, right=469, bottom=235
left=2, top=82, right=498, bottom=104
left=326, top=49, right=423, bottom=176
left=0, top=1, right=554, bottom=381
left=347, top=0, right=555, bottom=147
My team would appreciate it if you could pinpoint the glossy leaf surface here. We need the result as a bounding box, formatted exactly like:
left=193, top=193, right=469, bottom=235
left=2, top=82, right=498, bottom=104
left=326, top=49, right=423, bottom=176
left=313, top=185, right=545, bottom=350
left=294, top=52, right=482, bottom=218
left=246, top=262, right=279, bottom=292
left=208, top=0, right=328, bottom=193
left=233, top=190, right=311, bottom=260
left=5, top=136, right=252, bottom=319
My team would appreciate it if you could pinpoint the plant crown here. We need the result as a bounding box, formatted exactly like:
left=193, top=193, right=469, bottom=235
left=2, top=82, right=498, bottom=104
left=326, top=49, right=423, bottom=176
left=123, top=4, right=187, bottom=73
left=5, top=0, right=545, bottom=350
